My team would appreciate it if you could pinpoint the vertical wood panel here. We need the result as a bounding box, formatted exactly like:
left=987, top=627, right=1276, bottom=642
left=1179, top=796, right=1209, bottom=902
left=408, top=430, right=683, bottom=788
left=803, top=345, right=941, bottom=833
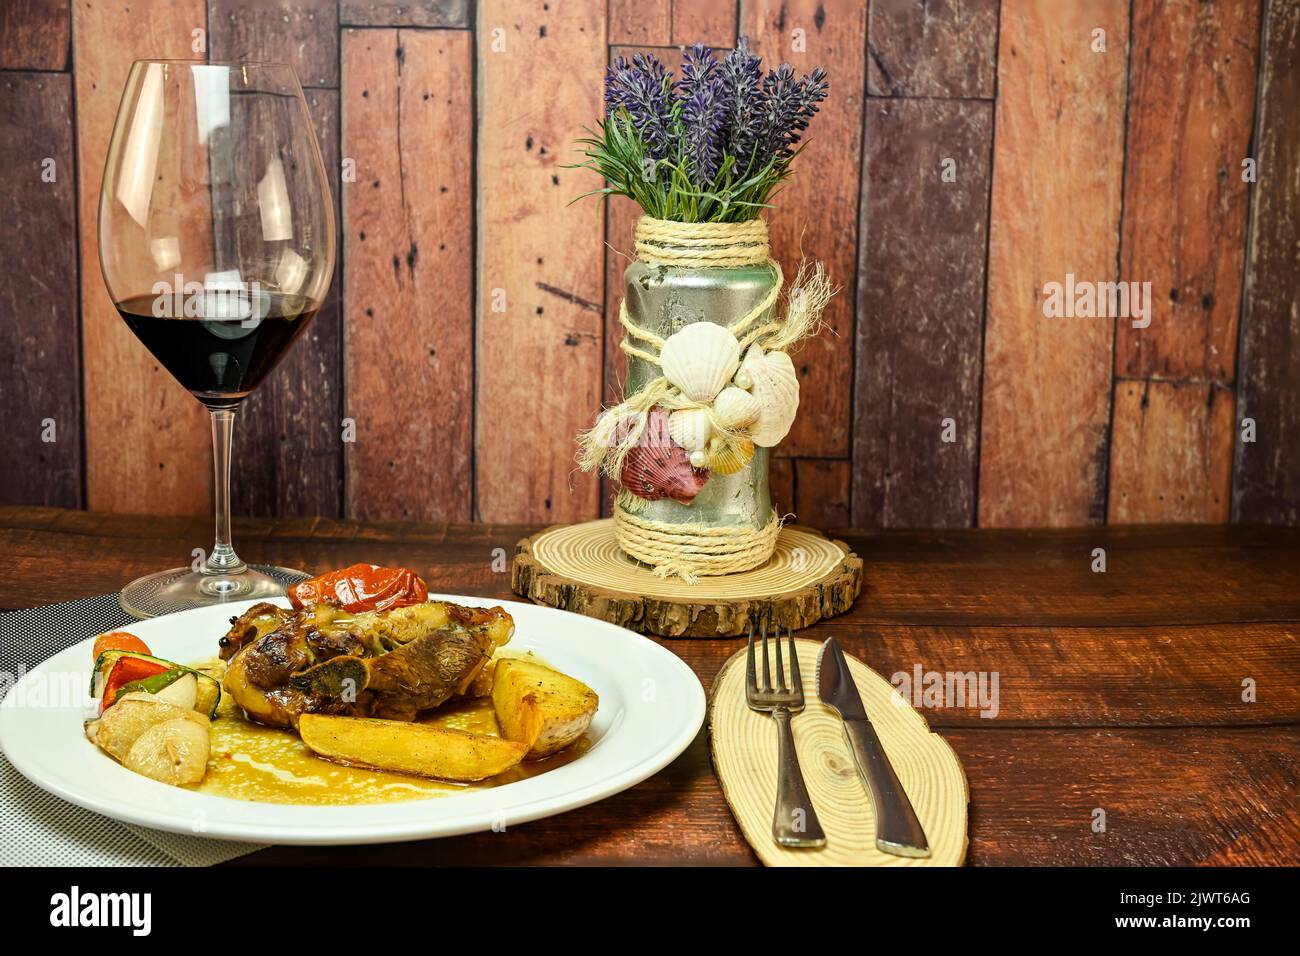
left=1116, top=0, right=1258, bottom=382
left=232, top=89, right=343, bottom=518
left=1109, top=381, right=1233, bottom=523
left=795, top=459, right=850, bottom=528
left=1109, top=0, right=1259, bottom=524
left=0, top=0, right=70, bottom=70
left=602, top=191, right=641, bottom=411
left=476, top=0, right=606, bottom=522
left=339, top=0, right=470, bottom=28
left=867, top=0, right=998, bottom=98
left=741, top=0, right=866, bottom=463
left=343, top=28, right=474, bottom=522
left=853, top=98, right=993, bottom=528
left=1234, top=0, right=1300, bottom=524
left=609, top=0, right=671, bottom=45
left=0, top=73, right=81, bottom=507
left=978, top=1, right=1129, bottom=527
left=207, top=1, right=342, bottom=517
left=207, top=0, right=338, bottom=88
left=672, top=1, right=736, bottom=47
left=75, top=0, right=212, bottom=516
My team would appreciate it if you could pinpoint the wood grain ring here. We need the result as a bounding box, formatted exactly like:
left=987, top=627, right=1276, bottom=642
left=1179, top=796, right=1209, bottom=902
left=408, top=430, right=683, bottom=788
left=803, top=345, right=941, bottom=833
left=709, top=639, right=969, bottom=866
left=511, top=519, right=862, bottom=637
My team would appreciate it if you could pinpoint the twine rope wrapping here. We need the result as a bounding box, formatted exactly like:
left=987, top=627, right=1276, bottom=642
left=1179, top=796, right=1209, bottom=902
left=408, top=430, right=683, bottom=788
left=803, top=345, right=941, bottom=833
left=614, top=497, right=782, bottom=584
left=634, top=216, right=771, bottom=268
left=618, top=216, right=784, bottom=365
left=579, top=216, right=832, bottom=581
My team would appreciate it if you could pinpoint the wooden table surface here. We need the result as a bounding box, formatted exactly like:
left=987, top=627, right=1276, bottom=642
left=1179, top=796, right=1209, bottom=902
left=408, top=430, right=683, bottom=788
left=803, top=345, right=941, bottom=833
left=2, top=506, right=1298, bottom=866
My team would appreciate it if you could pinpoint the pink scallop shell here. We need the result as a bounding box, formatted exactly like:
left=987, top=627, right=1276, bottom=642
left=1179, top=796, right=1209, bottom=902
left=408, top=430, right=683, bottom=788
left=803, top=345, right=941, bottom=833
left=618, top=408, right=709, bottom=504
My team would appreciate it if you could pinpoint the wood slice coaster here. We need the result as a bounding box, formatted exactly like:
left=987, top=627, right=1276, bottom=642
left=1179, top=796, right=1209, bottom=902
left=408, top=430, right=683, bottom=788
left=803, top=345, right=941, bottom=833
left=512, top=519, right=862, bottom=637
left=710, top=639, right=968, bottom=866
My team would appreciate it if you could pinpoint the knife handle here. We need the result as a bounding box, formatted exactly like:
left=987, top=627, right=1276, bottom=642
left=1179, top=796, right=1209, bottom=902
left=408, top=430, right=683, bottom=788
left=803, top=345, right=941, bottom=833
left=842, top=717, right=930, bottom=857
left=771, top=706, right=826, bottom=848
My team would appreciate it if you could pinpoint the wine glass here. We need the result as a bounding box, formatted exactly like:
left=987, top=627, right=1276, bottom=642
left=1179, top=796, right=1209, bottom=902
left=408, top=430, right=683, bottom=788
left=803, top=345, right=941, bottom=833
left=98, top=61, right=335, bottom=618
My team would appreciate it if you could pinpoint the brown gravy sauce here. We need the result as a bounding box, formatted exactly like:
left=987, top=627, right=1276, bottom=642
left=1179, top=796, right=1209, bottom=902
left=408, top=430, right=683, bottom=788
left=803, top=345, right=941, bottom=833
left=192, top=657, right=588, bottom=806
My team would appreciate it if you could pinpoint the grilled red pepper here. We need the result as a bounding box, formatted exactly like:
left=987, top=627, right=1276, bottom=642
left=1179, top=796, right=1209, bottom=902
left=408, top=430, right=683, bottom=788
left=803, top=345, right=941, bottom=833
left=99, top=656, right=171, bottom=714
left=288, top=564, right=428, bottom=614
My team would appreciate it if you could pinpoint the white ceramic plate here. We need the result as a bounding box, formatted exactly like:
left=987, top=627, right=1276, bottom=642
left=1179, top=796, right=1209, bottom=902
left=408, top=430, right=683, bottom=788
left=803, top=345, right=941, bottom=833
left=0, top=596, right=704, bottom=844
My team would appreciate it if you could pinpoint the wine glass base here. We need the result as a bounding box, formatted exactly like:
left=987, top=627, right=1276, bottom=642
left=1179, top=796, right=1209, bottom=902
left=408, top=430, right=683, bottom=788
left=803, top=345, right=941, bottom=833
left=119, top=565, right=310, bottom=619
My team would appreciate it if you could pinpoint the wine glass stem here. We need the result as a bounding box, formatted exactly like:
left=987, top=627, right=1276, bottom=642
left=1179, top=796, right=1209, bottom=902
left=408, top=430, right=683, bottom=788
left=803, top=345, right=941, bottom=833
left=205, top=406, right=247, bottom=576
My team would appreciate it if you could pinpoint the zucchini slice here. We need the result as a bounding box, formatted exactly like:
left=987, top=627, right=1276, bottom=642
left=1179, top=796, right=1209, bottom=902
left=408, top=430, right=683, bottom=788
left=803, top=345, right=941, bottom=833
left=91, top=651, right=222, bottom=718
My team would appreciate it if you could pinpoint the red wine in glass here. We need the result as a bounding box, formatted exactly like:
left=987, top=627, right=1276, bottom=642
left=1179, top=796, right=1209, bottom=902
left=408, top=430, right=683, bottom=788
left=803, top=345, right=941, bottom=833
left=99, top=61, right=335, bottom=617
left=114, top=292, right=319, bottom=407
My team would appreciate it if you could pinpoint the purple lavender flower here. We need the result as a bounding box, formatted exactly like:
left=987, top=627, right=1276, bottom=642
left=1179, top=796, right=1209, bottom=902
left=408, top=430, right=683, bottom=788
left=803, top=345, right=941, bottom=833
left=756, top=63, right=829, bottom=163
left=721, top=37, right=763, bottom=168
left=605, top=53, right=675, bottom=161
left=676, top=44, right=734, bottom=186
left=585, top=40, right=829, bottom=220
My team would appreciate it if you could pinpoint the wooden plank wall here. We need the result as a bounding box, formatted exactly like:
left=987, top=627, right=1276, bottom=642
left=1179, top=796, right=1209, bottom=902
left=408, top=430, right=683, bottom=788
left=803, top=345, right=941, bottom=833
left=72, top=0, right=212, bottom=518
left=0, top=0, right=1296, bottom=531
left=1235, top=0, right=1300, bottom=524
left=343, top=27, right=474, bottom=521
left=475, top=0, right=606, bottom=523
left=1108, top=0, right=1258, bottom=524
left=743, top=0, right=865, bottom=530
left=979, top=1, right=1129, bottom=527
left=0, top=0, right=70, bottom=70
left=0, top=69, right=79, bottom=507
left=854, top=0, right=998, bottom=528
left=209, top=1, right=344, bottom=518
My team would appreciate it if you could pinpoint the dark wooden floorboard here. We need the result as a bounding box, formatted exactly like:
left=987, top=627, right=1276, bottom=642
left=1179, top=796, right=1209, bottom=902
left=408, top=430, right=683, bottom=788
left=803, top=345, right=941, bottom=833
left=1, top=507, right=1296, bottom=865
left=217, top=726, right=1300, bottom=867
left=5, top=510, right=1299, bottom=625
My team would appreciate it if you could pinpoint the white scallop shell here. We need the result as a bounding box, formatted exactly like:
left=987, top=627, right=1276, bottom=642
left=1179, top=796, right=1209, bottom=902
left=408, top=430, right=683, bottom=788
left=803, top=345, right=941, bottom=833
left=668, top=407, right=714, bottom=453
left=742, top=346, right=799, bottom=447
left=713, top=386, right=761, bottom=430
left=660, top=323, right=741, bottom=402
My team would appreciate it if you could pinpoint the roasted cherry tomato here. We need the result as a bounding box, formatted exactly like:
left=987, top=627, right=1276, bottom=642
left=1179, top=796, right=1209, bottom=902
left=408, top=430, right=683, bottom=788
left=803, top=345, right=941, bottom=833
left=288, top=564, right=428, bottom=614
left=91, top=631, right=151, bottom=664
left=99, top=656, right=170, bottom=714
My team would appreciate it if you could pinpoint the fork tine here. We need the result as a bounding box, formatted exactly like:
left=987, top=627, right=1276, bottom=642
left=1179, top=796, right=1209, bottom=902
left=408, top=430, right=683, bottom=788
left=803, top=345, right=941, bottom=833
left=787, top=626, right=803, bottom=700
left=745, top=620, right=757, bottom=699
left=760, top=619, right=772, bottom=692
left=774, top=620, right=787, bottom=692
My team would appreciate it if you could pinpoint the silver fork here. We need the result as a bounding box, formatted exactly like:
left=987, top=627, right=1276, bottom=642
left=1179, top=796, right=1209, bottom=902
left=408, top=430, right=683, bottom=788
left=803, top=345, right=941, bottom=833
left=745, top=619, right=826, bottom=848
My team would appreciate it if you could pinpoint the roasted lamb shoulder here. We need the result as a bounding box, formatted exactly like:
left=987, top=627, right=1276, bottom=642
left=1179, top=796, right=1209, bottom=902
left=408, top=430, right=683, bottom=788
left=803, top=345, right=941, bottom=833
left=220, top=600, right=513, bottom=728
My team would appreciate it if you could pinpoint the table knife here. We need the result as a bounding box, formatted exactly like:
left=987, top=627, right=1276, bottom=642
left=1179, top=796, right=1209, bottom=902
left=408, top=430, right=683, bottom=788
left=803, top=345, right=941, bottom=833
left=817, top=637, right=930, bottom=858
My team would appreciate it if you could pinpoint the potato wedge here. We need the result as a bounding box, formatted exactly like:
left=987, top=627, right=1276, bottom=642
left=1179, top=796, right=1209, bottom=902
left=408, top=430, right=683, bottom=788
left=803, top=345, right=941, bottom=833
left=123, top=717, right=210, bottom=786
left=86, top=692, right=209, bottom=762
left=457, top=659, right=497, bottom=700
left=492, top=658, right=598, bottom=757
left=298, top=714, right=528, bottom=782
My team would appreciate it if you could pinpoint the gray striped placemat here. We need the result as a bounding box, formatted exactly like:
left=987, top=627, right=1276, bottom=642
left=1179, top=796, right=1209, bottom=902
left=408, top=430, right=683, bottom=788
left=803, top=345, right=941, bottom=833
left=0, top=577, right=300, bottom=867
